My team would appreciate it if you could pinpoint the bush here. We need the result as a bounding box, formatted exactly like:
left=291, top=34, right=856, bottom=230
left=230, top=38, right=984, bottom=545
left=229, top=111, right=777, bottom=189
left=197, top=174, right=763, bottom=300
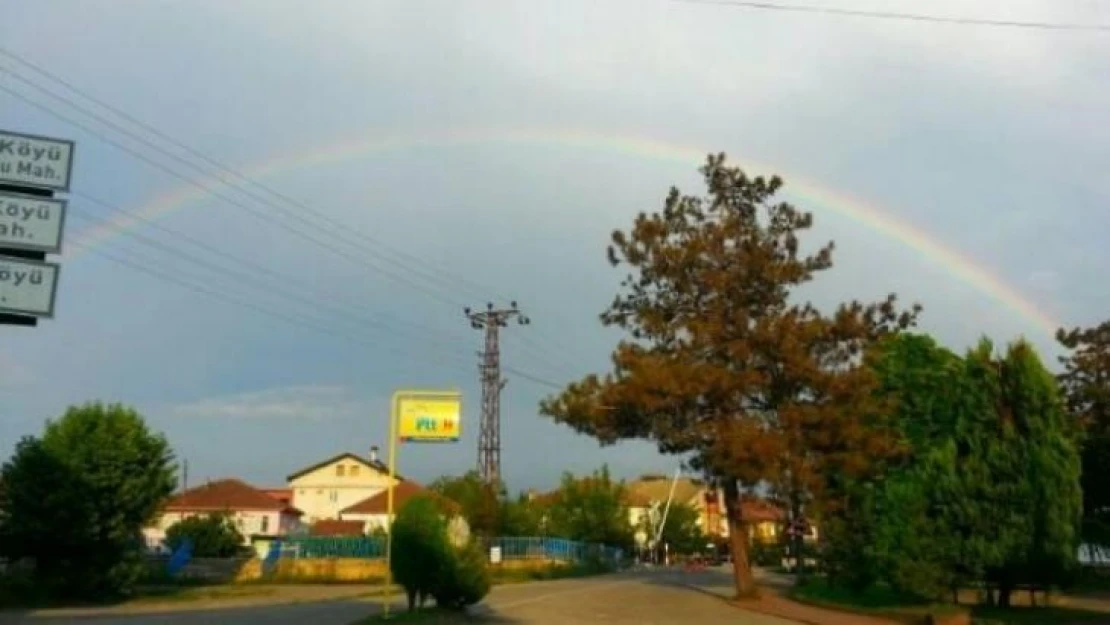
left=391, top=495, right=453, bottom=611
left=749, top=541, right=785, bottom=567
left=165, top=514, right=245, bottom=558
left=433, top=541, right=491, bottom=610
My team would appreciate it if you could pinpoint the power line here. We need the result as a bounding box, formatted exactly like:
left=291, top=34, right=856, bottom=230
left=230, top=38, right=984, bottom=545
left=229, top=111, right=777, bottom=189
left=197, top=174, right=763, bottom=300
left=67, top=237, right=567, bottom=390
left=0, top=55, right=590, bottom=372
left=67, top=198, right=578, bottom=382
left=0, top=57, right=497, bottom=306
left=70, top=191, right=580, bottom=378
left=70, top=191, right=475, bottom=347
left=673, top=0, right=1110, bottom=31
left=0, top=80, right=479, bottom=314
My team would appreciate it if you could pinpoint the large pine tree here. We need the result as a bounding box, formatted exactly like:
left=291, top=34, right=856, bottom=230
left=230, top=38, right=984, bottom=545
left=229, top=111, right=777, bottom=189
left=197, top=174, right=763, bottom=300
left=540, top=154, right=918, bottom=597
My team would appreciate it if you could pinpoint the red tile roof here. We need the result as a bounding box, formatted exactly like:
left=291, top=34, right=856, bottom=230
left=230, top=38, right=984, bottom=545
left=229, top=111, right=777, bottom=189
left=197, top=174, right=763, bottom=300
left=309, top=519, right=365, bottom=537
left=165, top=479, right=302, bottom=515
left=741, top=497, right=786, bottom=523
left=262, top=488, right=293, bottom=506
left=341, top=480, right=459, bottom=515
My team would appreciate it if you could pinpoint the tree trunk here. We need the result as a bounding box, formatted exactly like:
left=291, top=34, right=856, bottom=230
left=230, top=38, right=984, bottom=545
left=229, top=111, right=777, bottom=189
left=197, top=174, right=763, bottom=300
left=997, top=583, right=1012, bottom=608
left=790, top=490, right=805, bottom=581
left=723, top=477, right=758, bottom=599
left=406, top=589, right=416, bottom=611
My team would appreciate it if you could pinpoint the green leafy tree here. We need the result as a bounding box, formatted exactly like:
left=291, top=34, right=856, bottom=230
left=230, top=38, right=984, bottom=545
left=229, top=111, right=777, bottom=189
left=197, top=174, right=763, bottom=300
left=655, top=501, right=705, bottom=555
left=0, top=402, right=176, bottom=599
left=825, top=336, right=1082, bottom=606
left=539, top=155, right=917, bottom=596
left=164, top=514, right=244, bottom=558
left=391, top=495, right=452, bottom=611
left=500, top=493, right=545, bottom=537
left=1057, top=321, right=1110, bottom=554
left=428, top=471, right=503, bottom=538
left=544, top=466, right=633, bottom=550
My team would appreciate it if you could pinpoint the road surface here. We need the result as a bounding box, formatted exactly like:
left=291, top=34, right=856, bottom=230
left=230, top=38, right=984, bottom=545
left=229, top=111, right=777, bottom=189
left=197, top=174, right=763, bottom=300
left=0, top=569, right=799, bottom=624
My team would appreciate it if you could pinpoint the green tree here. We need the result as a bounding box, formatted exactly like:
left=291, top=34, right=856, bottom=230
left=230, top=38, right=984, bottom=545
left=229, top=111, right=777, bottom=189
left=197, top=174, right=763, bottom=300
left=1057, top=321, right=1110, bottom=554
left=391, top=495, right=452, bottom=611
left=500, top=493, right=545, bottom=537
left=654, top=501, right=705, bottom=555
left=544, top=466, right=633, bottom=550
left=164, top=514, right=244, bottom=558
left=428, top=471, right=503, bottom=538
left=0, top=402, right=176, bottom=599
left=824, top=336, right=1082, bottom=606
left=539, top=155, right=917, bottom=596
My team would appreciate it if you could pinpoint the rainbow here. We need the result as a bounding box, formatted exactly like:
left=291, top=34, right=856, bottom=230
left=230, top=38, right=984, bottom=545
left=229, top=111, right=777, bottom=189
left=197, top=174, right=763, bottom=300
left=67, top=127, right=1061, bottom=337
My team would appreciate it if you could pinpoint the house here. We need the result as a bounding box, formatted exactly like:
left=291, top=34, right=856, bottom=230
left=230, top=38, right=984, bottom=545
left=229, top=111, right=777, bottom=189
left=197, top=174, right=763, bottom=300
left=623, top=474, right=707, bottom=545
left=144, top=478, right=304, bottom=548
left=622, top=474, right=816, bottom=545
left=286, top=448, right=399, bottom=524
left=339, top=478, right=461, bottom=533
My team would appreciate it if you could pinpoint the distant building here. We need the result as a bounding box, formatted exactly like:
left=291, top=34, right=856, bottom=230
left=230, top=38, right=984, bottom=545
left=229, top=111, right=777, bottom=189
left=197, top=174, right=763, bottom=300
left=285, top=448, right=399, bottom=524
left=144, top=478, right=304, bottom=549
left=340, top=478, right=462, bottom=533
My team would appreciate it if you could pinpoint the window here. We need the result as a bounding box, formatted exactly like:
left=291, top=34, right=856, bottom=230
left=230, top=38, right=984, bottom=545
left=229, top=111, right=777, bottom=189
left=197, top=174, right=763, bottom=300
left=350, top=465, right=360, bottom=477
left=336, top=465, right=346, bottom=477
left=261, top=515, right=270, bottom=533
left=330, top=490, right=338, bottom=503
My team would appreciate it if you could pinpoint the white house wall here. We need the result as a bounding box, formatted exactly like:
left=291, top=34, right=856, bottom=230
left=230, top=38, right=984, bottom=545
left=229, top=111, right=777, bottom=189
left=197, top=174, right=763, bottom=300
left=289, top=458, right=398, bottom=523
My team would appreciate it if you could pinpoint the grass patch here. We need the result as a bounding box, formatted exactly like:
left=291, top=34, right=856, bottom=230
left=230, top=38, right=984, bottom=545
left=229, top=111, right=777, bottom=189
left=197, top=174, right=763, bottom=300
left=969, top=605, right=1110, bottom=624
left=790, top=578, right=965, bottom=624
left=128, top=584, right=277, bottom=604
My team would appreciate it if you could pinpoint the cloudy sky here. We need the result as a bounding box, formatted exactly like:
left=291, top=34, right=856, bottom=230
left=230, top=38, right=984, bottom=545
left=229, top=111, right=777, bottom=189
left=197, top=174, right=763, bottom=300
left=1, top=0, right=1107, bottom=492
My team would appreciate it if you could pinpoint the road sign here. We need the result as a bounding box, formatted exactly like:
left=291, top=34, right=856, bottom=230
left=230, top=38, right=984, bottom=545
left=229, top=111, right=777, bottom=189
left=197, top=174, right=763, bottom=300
left=395, top=390, right=462, bottom=443
left=0, top=255, right=60, bottom=317
left=0, top=192, right=67, bottom=253
left=0, top=130, right=76, bottom=192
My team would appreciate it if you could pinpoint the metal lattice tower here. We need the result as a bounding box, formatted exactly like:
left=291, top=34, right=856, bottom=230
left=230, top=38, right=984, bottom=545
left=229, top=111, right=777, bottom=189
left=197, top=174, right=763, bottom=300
left=465, top=301, right=529, bottom=485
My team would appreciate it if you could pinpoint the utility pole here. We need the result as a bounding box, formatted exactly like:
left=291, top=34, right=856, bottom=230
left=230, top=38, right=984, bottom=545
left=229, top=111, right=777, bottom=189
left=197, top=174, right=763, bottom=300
left=464, top=301, right=529, bottom=485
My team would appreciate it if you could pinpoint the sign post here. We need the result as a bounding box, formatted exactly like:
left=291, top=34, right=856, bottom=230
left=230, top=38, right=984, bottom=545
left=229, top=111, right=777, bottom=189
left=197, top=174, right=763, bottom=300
left=382, top=389, right=462, bottom=619
left=0, top=129, right=74, bottom=326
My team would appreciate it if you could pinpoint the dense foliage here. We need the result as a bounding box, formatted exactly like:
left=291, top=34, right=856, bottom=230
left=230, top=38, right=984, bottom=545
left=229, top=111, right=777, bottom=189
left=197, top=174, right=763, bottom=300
left=542, top=466, right=634, bottom=551
left=164, top=514, right=245, bottom=558
left=0, top=402, right=176, bottom=600
left=539, top=154, right=917, bottom=596
left=1057, top=322, right=1110, bottom=552
left=390, top=494, right=491, bottom=612
left=823, top=335, right=1082, bottom=606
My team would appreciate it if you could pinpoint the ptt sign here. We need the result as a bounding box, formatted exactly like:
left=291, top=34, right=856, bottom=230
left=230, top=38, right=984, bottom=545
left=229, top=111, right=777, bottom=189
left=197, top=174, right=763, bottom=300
left=396, top=393, right=462, bottom=443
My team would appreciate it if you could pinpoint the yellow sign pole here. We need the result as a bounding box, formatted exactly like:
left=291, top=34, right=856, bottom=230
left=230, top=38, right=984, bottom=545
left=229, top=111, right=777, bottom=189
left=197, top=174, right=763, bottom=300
left=383, top=391, right=399, bottom=620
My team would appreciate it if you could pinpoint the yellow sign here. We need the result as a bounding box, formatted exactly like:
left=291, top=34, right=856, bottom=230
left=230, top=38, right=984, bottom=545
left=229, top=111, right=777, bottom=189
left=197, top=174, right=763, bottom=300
left=396, top=392, right=461, bottom=443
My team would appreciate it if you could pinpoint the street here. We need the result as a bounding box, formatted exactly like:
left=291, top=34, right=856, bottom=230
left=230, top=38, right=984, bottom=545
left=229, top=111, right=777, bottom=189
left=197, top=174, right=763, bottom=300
left=0, top=570, right=799, bottom=625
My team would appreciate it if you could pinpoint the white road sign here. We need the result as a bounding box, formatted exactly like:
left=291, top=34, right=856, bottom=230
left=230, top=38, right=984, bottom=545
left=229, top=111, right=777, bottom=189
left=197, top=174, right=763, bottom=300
left=0, top=130, right=75, bottom=192
left=0, top=193, right=67, bottom=253
left=0, top=256, right=60, bottom=317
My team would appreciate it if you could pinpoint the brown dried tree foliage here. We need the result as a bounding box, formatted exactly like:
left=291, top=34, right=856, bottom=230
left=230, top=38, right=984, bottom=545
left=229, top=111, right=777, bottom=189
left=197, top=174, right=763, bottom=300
left=539, top=154, right=919, bottom=597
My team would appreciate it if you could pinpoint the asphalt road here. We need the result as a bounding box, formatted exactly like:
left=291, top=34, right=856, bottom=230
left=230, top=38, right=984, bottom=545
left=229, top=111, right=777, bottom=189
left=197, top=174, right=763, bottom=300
left=0, top=570, right=799, bottom=625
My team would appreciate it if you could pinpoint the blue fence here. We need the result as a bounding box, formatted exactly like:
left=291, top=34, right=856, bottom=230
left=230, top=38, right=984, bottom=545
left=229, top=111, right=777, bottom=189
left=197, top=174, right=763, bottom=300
left=276, top=536, right=387, bottom=559
left=267, top=535, right=621, bottom=564
left=487, top=537, right=624, bottom=565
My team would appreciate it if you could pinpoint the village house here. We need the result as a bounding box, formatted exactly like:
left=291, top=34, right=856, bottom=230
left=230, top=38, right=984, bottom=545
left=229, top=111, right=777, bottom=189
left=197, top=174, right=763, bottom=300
left=338, top=478, right=461, bottom=533
left=143, top=478, right=304, bottom=549
left=285, top=447, right=397, bottom=524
